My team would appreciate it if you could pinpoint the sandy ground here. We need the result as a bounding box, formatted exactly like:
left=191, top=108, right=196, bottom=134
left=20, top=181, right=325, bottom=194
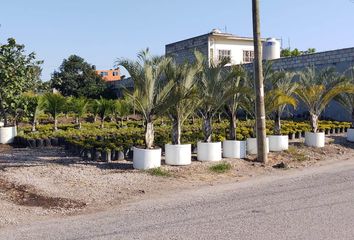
left=0, top=134, right=353, bottom=228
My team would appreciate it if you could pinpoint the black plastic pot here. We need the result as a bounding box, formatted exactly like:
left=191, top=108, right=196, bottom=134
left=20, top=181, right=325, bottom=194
left=295, top=132, right=301, bottom=139
left=35, top=139, right=44, bottom=148
left=102, top=149, right=111, bottom=162
left=288, top=132, right=295, bottom=140
left=50, top=138, right=59, bottom=146
left=43, top=138, right=51, bottom=147
left=27, top=138, right=36, bottom=148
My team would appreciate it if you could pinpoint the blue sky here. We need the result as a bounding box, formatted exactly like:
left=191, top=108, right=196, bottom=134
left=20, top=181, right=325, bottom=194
left=1, top=0, right=354, bottom=80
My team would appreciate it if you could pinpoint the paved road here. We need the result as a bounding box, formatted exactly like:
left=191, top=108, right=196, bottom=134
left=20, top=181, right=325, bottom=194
left=1, top=159, right=354, bottom=240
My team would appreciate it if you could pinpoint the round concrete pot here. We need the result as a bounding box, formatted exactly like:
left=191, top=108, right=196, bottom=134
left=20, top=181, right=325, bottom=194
left=268, top=135, right=288, bottom=152
left=347, top=128, right=354, bottom=142
left=304, top=132, right=325, bottom=148
left=197, top=142, right=222, bottom=162
left=0, top=126, right=17, bottom=144
left=246, top=137, right=269, bottom=155
left=222, top=140, right=246, bottom=159
left=165, top=144, right=191, bottom=166
left=133, top=147, right=161, bottom=170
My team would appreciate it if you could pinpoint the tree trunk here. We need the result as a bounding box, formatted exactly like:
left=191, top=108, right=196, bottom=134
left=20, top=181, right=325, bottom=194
left=252, top=0, right=268, bottom=163
left=310, top=113, right=318, bottom=133
left=202, top=116, right=212, bottom=143
left=75, top=117, right=79, bottom=124
left=352, top=108, right=354, bottom=129
left=145, top=120, right=154, bottom=149
left=0, top=100, right=8, bottom=127
left=78, top=121, right=82, bottom=130
left=274, top=111, right=281, bottom=135
left=229, top=112, right=237, bottom=140
left=171, top=119, right=182, bottom=145
left=100, top=118, right=104, bottom=129
left=31, top=118, right=36, bottom=132
left=54, top=117, right=58, bottom=131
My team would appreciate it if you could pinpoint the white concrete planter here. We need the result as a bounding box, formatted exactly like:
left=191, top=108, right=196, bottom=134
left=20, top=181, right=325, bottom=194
left=133, top=147, right=161, bottom=170
left=222, top=140, right=246, bottom=159
left=268, top=135, right=288, bottom=152
left=304, top=132, right=325, bottom=148
left=347, top=128, right=354, bottom=142
left=165, top=144, right=191, bottom=166
left=197, top=142, right=222, bottom=162
left=0, top=126, right=17, bottom=144
left=246, top=137, right=269, bottom=155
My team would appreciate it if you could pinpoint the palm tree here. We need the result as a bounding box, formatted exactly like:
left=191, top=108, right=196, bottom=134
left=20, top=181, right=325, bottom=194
left=335, top=67, right=354, bottom=128
left=252, top=0, right=267, bottom=163
left=113, top=99, right=131, bottom=126
left=70, top=97, right=89, bottom=129
left=43, top=93, right=66, bottom=131
left=265, top=68, right=298, bottom=135
left=224, top=65, right=250, bottom=140
left=294, top=67, right=354, bottom=133
left=95, top=97, right=114, bottom=129
left=20, top=93, right=43, bottom=132
left=243, top=70, right=297, bottom=137
left=197, top=57, right=232, bottom=142
left=163, top=51, right=203, bottom=145
left=117, top=49, right=173, bottom=149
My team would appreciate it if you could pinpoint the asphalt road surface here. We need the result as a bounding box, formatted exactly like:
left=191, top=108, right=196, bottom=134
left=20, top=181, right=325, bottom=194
left=1, top=159, right=354, bottom=240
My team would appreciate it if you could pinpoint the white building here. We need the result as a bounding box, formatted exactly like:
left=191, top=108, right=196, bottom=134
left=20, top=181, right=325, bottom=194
left=165, top=29, right=280, bottom=65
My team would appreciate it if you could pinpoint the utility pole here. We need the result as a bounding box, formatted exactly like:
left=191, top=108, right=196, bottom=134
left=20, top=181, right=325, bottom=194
left=252, top=0, right=268, bottom=163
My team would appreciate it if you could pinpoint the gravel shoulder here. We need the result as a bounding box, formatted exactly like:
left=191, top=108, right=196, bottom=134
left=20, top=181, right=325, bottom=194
left=0, top=134, right=353, bottom=228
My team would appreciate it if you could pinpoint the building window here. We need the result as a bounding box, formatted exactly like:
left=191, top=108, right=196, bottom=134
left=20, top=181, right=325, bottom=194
left=113, top=71, right=119, bottom=76
left=100, top=72, right=108, bottom=77
left=243, top=50, right=254, bottom=63
left=218, top=49, right=231, bottom=61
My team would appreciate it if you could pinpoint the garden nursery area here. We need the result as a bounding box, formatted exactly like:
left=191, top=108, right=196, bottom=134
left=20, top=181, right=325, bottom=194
left=1, top=42, right=354, bottom=228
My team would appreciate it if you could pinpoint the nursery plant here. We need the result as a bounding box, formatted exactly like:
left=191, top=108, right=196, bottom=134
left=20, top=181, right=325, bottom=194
left=42, top=92, right=67, bottom=131
left=264, top=68, right=298, bottom=135
left=294, top=67, right=354, bottom=133
left=69, top=97, right=89, bottom=129
left=20, top=92, right=43, bottom=132
left=94, top=97, right=114, bottom=129
left=197, top=57, right=232, bottom=142
left=163, top=51, right=203, bottom=145
left=0, top=38, right=42, bottom=127
left=117, top=49, right=173, bottom=149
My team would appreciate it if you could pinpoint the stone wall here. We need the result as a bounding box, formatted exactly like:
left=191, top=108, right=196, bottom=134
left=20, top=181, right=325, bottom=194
left=165, top=34, right=209, bottom=64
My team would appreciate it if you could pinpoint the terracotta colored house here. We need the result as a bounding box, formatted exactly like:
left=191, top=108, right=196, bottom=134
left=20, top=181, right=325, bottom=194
left=96, top=68, right=121, bottom=82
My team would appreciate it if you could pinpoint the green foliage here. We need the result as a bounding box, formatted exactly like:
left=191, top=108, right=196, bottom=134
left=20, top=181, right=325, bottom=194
left=117, top=49, right=174, bottom=148
left=209, top=162, right=232, bottom=173
left=50, top=55, right=106, bottom=98
left=280, top=48, right=316, bottom=57
left=42, top=93, right=67, bottom=130
left=94, top=97, right=115, bottom=128
left=0, top=38, right=43, bottom=126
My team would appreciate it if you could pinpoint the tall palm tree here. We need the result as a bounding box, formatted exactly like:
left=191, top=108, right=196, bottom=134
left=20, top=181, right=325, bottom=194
left=43, top=92, right=66, bottom=131
left=117, top=49, right=173, bottom=149
left=294, top=67, right=354, bottom=133
left=197, top=57, right=232, bottom=142
left=70, top=97, right=89, bottom=129
left=252, top=0, right=267, bottom=163
left=163, top=51, right=203, bottom=145
left=224, top=65, right=250, bottom=140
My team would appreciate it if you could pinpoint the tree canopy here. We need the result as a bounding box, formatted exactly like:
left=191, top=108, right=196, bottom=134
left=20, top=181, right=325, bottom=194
left=0, top=38, right=43, bottom=126
left=50, top=55, right=107, bottom=98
